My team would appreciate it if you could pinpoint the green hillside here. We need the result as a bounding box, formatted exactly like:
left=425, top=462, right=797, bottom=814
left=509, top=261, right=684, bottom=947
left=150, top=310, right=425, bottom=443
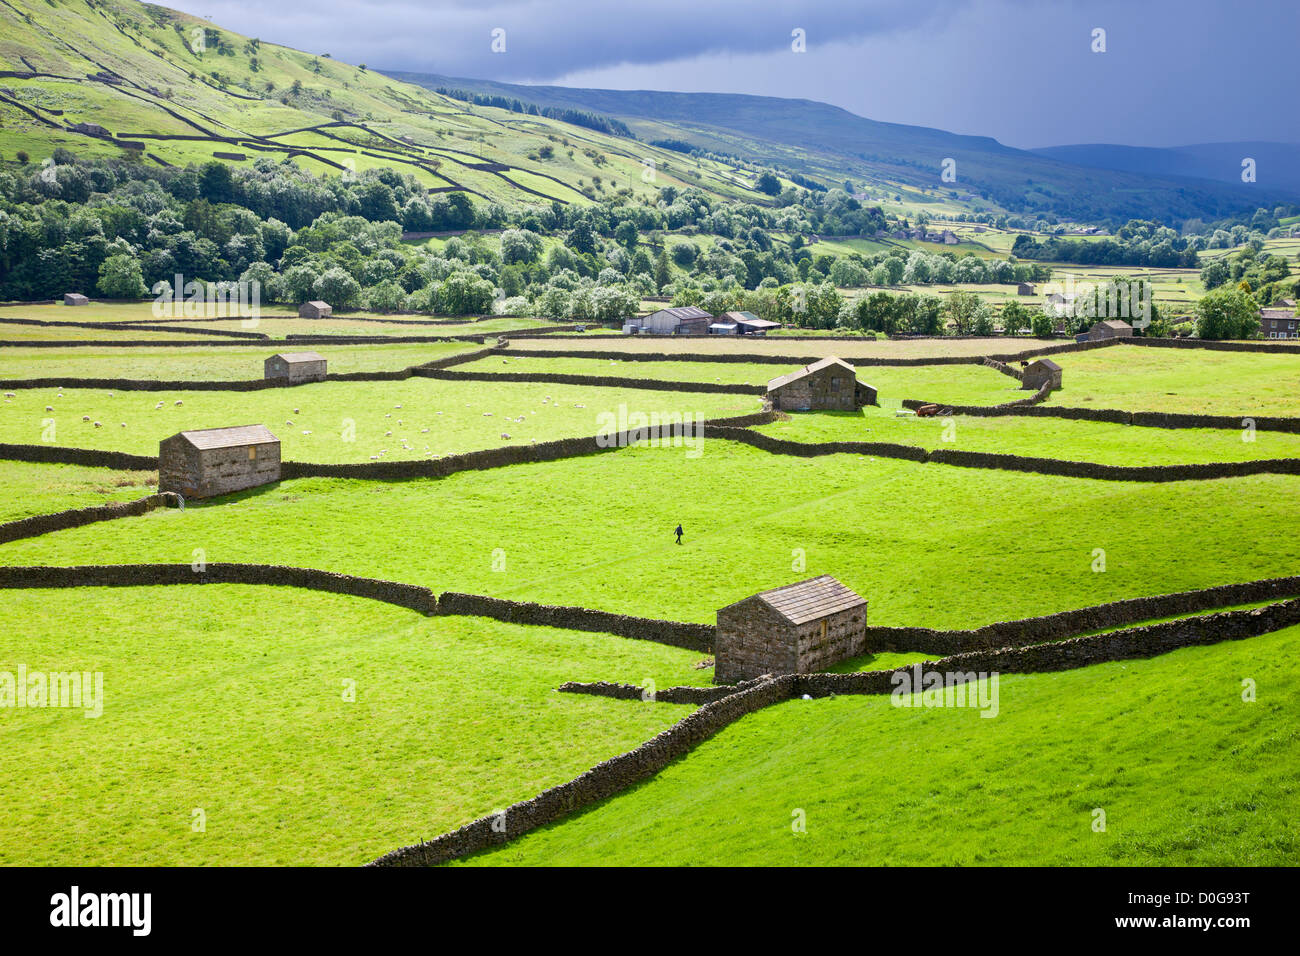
left=386, top=71, right=1299, bottom=224
left=0, top=0, right=769, bottom=207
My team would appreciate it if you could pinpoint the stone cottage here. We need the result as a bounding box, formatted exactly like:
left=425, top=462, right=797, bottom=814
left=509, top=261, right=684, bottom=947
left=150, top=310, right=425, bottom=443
left=264, top=351, right=327, bottom=383
left=715, top=575, right=869, bottom=683
left=298, top=300, right=333, bottom=319
left=766, top=356, right=877, bottom=411
left=1021, top=358, right=1062, bottom=390
left=158, top=425, right=281, bottom=499
left=63, top=293, right=89, bottom=306
left=1090, top=319, right=1133, bottom=340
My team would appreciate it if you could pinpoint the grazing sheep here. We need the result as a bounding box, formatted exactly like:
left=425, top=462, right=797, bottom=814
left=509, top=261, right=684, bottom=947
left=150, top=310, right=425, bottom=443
left=154, top=401, right=164, bottom=410
left=82, top=415, right=90, bottom=421
left=45, top=405, right=53, bottom=412
left=119, top=423, right=126, bottom=428
left=385, top=430, right=393, bottom=436
left=420, top=428, right=429, bottom=433
left=293, top=408, right=299, bottom=414
left=500, top=433, right=510, bottom=440
left=174, top=400, right=183, bottom=406
left=93, top=421, right=101, bottom=428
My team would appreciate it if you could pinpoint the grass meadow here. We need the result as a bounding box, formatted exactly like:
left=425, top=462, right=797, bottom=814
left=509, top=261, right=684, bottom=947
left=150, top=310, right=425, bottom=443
left=3, top=441, right=1300, bottom=630
left=457, top=625, right=1300, bottom=866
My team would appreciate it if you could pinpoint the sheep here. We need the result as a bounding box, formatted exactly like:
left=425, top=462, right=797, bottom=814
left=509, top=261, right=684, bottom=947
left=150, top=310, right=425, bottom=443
left=174, top=400, right=183, bottom=406
left=93, top=421, right=102, bottom=428
left=45, top=405, right=53, bottom=412
left=119, top=423, right=126, bottom=428
left=293, top=408, right=299, bottom=415
left=500, top=433, right=511, bottom=440
left=385, top=430, right=393, bottom=437
left=154, top=401, right=164, bottom=410
left=83, top=415, right=91, bottom=422
left=420, top=428, right=429, bottom=433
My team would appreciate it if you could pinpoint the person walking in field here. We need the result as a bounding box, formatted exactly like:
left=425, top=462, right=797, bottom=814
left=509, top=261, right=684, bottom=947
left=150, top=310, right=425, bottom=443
left=674, top=523, right=684, bottom=545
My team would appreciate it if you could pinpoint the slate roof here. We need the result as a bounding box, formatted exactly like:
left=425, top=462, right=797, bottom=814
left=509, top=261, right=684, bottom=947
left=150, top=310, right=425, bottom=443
left=650, top=306, right=710, bottom=321
left=174, top=425, right=279, bottom=450
left=753, top=575, right=866, bottom=625
left=766, top=356, right=856, bottom=392
left=1026, top=358, right=1061, bottom=371
left=270, top=351, right=326, bottom=364
left=1094, top=319, right=1132, bottom=330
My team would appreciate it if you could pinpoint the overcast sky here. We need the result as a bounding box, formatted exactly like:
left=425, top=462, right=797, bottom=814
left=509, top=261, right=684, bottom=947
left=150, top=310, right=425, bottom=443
left=168, top=0, right=1299, bottom=149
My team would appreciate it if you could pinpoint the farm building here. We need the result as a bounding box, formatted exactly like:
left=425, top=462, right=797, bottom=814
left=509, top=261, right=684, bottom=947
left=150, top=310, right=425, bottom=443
left=716, top=311, right=782, bottom=335
left=1021, top=358, right=1063, bottom=390
left=624, top=305, right=711, bottom=335
left=708, top=318, right=739, bottom=335
left=766, top=356, right=877, bottom=411
left=1017, top=282, right=1036, bottom=296
left=1090, top=319, right=1133, bottom=340
left=158, top=425, right=281, bottom=500
left=1259, top=308, right=1298, bottom=339
left=63, top=293, right=89, bottom=306
left=715, top=575, right=869, bottom=683
left=298, top=300, right=333, bottom=319
left=264, top=351, right=328, bottom=383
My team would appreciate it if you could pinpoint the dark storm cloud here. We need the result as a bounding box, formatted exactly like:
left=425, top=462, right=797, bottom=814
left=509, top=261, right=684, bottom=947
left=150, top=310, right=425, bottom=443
left=165, top=0, right=1300, bottom=148
left=171, top=0, right=966, bottom=78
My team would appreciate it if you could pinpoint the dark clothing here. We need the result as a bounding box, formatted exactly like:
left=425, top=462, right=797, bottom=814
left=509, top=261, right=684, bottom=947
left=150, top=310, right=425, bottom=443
left=674, top=525, right=683, bottom=544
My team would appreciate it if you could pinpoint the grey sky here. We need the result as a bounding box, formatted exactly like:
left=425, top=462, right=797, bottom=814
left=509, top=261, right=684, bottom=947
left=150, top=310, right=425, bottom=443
left=170, top=0, right=1300, bottom=149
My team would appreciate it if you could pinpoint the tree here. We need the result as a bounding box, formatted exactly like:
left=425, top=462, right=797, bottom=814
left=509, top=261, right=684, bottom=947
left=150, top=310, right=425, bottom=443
left=756, top=171, right=781, bottom=196
left=1195, top=287, right=1260, bottom=340
left=1001, top=300, right=1031, bottom=336
left=653, top=251, right=671, bottom=292
left=313, top=266, right=361, bottom=310
left=96, top=253, right=148, bottom=299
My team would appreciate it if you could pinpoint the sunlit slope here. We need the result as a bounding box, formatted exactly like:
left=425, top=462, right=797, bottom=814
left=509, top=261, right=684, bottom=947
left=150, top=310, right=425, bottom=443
left=0, top=0, right=769, bottom=206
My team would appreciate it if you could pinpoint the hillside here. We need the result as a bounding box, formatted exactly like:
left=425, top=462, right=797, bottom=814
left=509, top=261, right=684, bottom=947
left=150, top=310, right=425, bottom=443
left=0, top=0, right=770, bottom=208
left=386, top=70, right=1299, bottom=225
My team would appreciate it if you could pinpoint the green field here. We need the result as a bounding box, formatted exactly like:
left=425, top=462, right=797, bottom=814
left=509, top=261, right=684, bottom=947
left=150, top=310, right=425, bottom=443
left=0, top=379, right=759, bottom=462
left=458, top=625, right=1300, bottom=866
left=0, top=585, right=705, bottom=865
left=755, top=407, right=1300, bottom=466
left=1048, top=348, right=1300, bottom=416
left=4, top=441, right=1299, bottom=630
left=0, top=341, right=482, bottom=380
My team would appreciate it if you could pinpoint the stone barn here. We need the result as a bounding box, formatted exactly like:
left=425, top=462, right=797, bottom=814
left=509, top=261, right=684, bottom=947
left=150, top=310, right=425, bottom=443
left=158, top=425, right=281, bottom=500
left=1017, top=282, right=1036, bottom=296
left=63, top=293, right=89, bottom=306
left=715, top=575, right=869, bottom=683
left=766, top=357, right=877, bottom=411
left=1090, top=319, right=1133, bottom=340
left=264, top=351, right=327, bottom=383
left=1021, top=358, right=1062, bottom=390
left=298, top=300, right=333, bottom=319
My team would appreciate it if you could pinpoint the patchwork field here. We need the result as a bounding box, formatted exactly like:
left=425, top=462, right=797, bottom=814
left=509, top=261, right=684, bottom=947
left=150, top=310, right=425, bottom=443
left=0, top=379, right=759, bottom=462
left=2, top=326, right=1298, bottom=868
left=0, top=341, right=484, bottom=381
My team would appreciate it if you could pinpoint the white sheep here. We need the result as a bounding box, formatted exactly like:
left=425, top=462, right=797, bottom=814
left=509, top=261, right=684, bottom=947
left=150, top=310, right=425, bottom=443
left=174, top=400, right=183, bottom=406
left=500, top=433, right=511, bottom=440
left=45, top=405, right=53, bottom=412
left=93, top=421, right=102, bottom=428
left=82, top=415, right=90, bottom=422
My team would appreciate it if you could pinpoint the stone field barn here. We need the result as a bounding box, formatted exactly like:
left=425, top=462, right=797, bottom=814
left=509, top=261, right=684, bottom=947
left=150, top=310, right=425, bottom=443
left=298, top=300, right=333, bottom=318
left=1021, top=358, right=1062, bottom=390
left=158, top=424, right=281, bottom=499
left=766, top=357, right=877, bottom=411
left=264, top=351, right=327, bottom=383
left=715, top=575, right=869, bottom=683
